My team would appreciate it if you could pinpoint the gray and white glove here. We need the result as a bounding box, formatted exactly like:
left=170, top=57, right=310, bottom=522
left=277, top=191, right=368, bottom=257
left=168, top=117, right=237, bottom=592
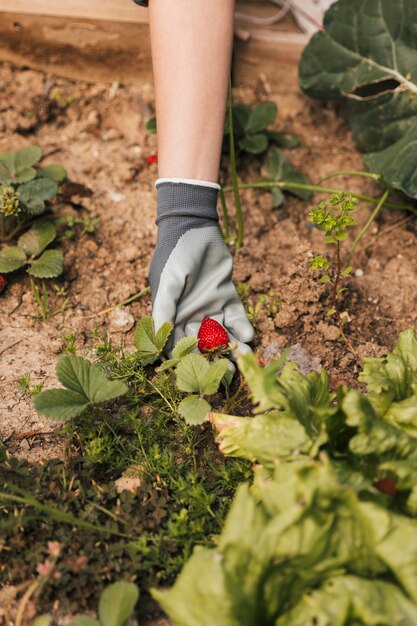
left=148, top=178, right=255, bottom=355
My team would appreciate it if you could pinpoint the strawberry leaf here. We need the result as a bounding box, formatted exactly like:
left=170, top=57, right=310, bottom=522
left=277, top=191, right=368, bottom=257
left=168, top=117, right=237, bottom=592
left=200, top=359, right=230, bottom=396
left=27, top=249, right=63, bottom=278
left=176, top=354, right=210, bottom=394
left=0, top=246, right=27, bottom=273
left=33, top=355, right=128, bottom=420
left=18, top=221, right=57, bottom=257
left=98, top=582, right=139, bottom=626
left=172, top=336, right=198, bottom=360
left=178, top=395, right=212, bottom=426
left=134, top=316, right=172, bottom=364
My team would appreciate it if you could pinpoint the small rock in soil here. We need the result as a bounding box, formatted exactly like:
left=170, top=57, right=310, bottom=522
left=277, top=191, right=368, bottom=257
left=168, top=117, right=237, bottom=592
left=288, top=343, right=322, bottom=374
left=108, top=307, right=135, bottom=333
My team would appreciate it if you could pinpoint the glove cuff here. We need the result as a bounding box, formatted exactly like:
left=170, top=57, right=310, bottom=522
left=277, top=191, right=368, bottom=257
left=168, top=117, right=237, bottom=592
left=155, top=179, right=220, bottom=225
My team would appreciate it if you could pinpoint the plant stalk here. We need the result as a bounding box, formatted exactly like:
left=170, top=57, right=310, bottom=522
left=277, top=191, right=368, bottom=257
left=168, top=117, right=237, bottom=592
left=347, top=189, right=389, bottom=265
left=227, top=74, right=244, bottom=248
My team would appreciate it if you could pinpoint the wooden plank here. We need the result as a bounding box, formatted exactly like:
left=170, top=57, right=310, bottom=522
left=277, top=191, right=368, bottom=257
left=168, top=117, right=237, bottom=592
left=0, top=0, right=148, bottom=23
left=0, top=13, right=152, bottom=84
left=0, top=1, right=307, bottom=87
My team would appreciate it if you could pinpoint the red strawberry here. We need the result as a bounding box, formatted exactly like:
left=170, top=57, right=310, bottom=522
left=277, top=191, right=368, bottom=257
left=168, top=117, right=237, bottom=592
left=374, top=477, right=397, bottom=497
left=0, top=275, right=5, bottom=294
left=197, top=318, right=229, bottom=353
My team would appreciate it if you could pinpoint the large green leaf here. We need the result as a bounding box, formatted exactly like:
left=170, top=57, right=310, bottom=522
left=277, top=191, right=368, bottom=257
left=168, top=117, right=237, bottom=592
left=33, top=389, right=91, bottom=420
left=18, top=221, right=57, bottom=257
left=27, top=249, right=63, bottom=278
left=33, top=355, right=128, bottom=420
left=0, top=246, right=27, bottom=273
left=211, top=411, right=313, bottom=467
left=299, top=0, right=417, bottom=197
left=98, top=582, right=139, bottom=626
left=0, top=146, right=42, bottom=183
left=18, top=178, right=58, bottom=215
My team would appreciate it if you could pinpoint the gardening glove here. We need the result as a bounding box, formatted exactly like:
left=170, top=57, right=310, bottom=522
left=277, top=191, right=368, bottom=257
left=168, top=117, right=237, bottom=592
left=148, top=178, right=255, bottom=357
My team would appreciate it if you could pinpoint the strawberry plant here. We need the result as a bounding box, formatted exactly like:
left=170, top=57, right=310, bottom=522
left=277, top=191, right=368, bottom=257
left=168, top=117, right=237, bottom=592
left=33, top=354, right=128, bottom=419
left=0, top=146, right=66, bottom=240
left=0, top=221, right=63, bottom=279
left=222, top=101, right=299, bottom=156
left=155, top=329, right=417, bottom=625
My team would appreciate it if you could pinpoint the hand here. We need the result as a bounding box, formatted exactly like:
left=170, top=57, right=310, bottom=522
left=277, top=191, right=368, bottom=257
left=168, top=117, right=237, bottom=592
left=148, top=222, right=254, bottom=356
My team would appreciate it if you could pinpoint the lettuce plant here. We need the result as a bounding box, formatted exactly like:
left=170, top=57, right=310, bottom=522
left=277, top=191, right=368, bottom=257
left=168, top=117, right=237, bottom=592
left=154, top=329, right=417, bottom=625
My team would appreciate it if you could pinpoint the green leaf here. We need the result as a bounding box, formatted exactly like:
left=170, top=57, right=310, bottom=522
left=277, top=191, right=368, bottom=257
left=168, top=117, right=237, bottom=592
left=263, top=146, right=312, bottom=200
left=359, top=329, right=417, bottom=401
left=33, top=354, right=128, bottom=419
left=18, top=221, right=57, bottom=257
left=152, top=548, right=233, bottom=626
left=237, top=351, right=288, bottom=412
left=146, top=117, right=157, bottom=134
left=299, top=0, right=417, bottom=198
left=200, top=359, right=230, bottom=396
left=341, top=265, right=353, bottom=277
left=271, top=187, right=285, bottom=207
left=247, top=101, right=277, bottom=134
left=0, top=246, right=27, bottom=273
left=18, top=178, right=58, bottom=215
left=134, top=316, right=172, bottom=364
left=98, top=581, right=139, bottom=626
left=27, top=249, right=63, bottom=278
left=33, top=389, right=91, bottom=420
left=238, top=133, right=268, bottom=154
left=229, top=103, right=251, bottom=137
left=69, top=618, right=101, bottom=626
left=15, top=146, right=42, bottom=170
left=156, top=358, right=179, bottom=372
left=266, top=130, right=300, bottom=148
left=176, top=353, right=210, bottom=394
left=32, top=615, right=53, bottom=626
left=172, top=336, right=198, bottom=360
left=37, top=164, right=67, bottom=183
left=155, top=321, right=173, bottom=352
left=211, top=411, right=313, bottom=467
left=320, top=275, right=331, bottom=283
left=178, top=395, right=212, bottom=425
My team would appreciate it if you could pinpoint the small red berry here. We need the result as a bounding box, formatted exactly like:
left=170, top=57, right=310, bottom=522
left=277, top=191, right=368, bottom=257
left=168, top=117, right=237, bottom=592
left=146, top=153, right=158, bottom=165
left=0, top=275, right=6, bottom=294
left=374, top=477, right=397, bottom=497
left=197, top=317, right=229, bottom=353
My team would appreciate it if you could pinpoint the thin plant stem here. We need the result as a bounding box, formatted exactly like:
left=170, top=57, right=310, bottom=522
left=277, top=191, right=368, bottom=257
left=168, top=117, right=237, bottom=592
left=222, top=180, right=417, bottom=215
left=347, top=189, right=389, bottom=265
left=218, top=182, right=230, bottom=240
left=318, top=170, right=381, bottom=184
left=86, top=286, right=151, bottom=319
left=227, top=74, right=244, bottom=248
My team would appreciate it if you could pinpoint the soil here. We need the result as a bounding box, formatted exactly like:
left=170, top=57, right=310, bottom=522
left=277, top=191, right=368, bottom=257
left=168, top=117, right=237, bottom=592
left=1, top=59, right=417, bottom=460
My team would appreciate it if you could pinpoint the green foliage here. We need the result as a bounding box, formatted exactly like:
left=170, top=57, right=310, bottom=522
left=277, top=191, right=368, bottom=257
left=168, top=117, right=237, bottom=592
left=33, top=354, right=128, bottom=419
left=152, top=328, right=417, bottom=624
left=308, top=192, right=357, bottom=334
left=134, top=316, right=173, bottom=365
left=261, top=145, right=312, bottom=207
left=55, top=215, right=99, bottom=239
left=176, top=354, right=230, bottom=425
left=223, top=101, right=299, bottom=156
left=299, top=0, right=417, bottom=198
left=0, top=221, right=63, bottom=277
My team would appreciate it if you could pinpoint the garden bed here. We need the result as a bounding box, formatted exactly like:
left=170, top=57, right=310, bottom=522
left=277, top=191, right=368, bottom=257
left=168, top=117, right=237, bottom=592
left=1, top=56, right=417, bottom=623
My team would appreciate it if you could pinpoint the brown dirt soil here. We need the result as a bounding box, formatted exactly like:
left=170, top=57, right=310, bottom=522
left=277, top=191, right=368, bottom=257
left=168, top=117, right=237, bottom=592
left=1, top=61, right=417, bottom=464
